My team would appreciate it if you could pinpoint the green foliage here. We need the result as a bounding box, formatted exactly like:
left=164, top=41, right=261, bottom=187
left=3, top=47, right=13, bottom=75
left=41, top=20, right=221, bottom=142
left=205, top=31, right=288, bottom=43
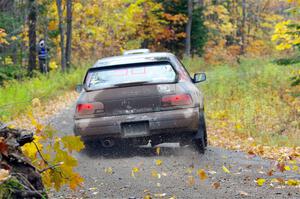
left=0, top=63, right=90, bottom=120
left=0, top=177, right=24, bottom=199
left=191, top=6, right=207, bottom=56
left=184, top=58, right=300, bottom=147
left=0, top=65, right=27, bottom=84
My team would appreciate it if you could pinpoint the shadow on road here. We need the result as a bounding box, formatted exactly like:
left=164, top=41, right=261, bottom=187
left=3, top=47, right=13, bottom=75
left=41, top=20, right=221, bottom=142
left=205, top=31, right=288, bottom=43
left=80, top=142, right=199, bottom=159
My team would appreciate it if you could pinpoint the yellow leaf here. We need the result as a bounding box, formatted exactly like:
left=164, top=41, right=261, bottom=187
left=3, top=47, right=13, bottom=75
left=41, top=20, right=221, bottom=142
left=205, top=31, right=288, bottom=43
left=292, top=165, right=298, bottom=171
left=256, top=178, right=266, bottom=186
left=10, top=36, right=17, bottom=41
left=131, top=167, right=139, bottom=178
left=156, top=147, right=160, bottom=155
left=155, top=159, right=162, bottom=166
left=49, top=61, right=58, bottom=69
left=143, top=194, right=151, bottom=199
left=132, top=167, right=139, bottom=173
left=105, top=167, right=113, bottom=174
left=4, top=57, right=13, bottom=65
left=69, top=173, right=84, bottom=190
left=222, top=165, right=230, bottom=174
left=286, top=179, right=299, bottom=186
left=151, top=170, right=160, bottom=179
left=61, top=136, right=85, bottom=152
left=197, top=169, right=208, bottom=180
left=284, top=165, right=291, bottom=171
left=186, top=167, right=193, bottom=174
left=48, top=20, right=57, bottom=31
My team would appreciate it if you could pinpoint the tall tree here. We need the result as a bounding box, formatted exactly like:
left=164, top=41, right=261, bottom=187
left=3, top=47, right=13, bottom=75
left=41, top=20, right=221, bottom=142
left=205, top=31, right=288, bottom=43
left=28, top=0, right=37, bottom=75
left=65, top=0, right=72, bottom=69
left=56, top=0, right=66, bottom=72
left=185, top=0, right=193, bottom=56
left=240, top=0, right=246, bottom=54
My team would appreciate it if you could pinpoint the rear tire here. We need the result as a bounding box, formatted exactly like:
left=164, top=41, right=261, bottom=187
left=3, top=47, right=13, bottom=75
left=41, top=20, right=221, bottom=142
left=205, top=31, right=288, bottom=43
left=193, top=111, right=207, bottom=154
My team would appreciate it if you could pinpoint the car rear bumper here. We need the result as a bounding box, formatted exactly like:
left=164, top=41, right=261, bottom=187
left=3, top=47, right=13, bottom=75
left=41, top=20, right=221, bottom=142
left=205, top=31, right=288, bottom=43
left=74, top=107, right=200, bottom=140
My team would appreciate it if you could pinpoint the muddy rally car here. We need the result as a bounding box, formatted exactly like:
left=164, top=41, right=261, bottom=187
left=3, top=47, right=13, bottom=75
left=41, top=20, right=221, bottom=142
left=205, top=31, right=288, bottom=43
left=74, top=50, right=207, bottom=153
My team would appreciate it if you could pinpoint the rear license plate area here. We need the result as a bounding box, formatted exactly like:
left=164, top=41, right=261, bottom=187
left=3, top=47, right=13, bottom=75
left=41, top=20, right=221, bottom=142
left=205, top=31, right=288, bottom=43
left=121, top=121, right=149, bottom=138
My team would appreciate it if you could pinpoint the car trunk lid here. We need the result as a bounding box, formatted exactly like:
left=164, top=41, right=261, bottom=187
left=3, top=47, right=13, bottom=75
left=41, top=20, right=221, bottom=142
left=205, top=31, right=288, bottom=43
left=87, top=84, right=176, bottom=116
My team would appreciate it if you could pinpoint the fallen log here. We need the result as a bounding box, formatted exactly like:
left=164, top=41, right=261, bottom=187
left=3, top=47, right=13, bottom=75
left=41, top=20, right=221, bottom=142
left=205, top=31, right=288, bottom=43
left=0, top=122, right=47, bottom=199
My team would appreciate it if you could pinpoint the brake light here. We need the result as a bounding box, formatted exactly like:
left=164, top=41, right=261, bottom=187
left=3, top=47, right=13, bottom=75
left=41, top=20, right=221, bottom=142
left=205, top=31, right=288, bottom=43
left=76, top=103, right=94, bottom=115
left=161, top=94, right=192, bottom=107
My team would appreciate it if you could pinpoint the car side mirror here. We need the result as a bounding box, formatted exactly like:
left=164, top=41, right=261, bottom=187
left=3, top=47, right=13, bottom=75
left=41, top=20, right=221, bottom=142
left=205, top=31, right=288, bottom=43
left=76, top=84, right=84, bottom=93
left=193, top=72, right=206, bottom=83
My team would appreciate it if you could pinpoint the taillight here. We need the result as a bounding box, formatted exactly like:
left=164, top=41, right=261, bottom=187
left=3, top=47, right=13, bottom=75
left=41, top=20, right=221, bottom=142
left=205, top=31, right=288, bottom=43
left=161, top=94, right=192, bottom=107
left=76, top=104, right=94, bottom=115
left=76, top=102, right=104, bottom=115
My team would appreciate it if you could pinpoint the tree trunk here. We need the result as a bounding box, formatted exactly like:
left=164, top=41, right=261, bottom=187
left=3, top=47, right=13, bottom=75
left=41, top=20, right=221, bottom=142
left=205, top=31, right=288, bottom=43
left=65, top=0, right=72, bottom=69
left=185, top=0, right=193, bottom=57
left=198, top=0, right=204, bottom=7
left=27, top=0, right=37, bottom=76
left=241, top=0, right=246, bottom=54
left=56, top=0, right=66, bottom=72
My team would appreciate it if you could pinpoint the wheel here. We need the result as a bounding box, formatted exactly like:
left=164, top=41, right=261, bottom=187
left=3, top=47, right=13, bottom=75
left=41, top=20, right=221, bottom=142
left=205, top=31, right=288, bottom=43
left=193, top=111, right=207, bottom=154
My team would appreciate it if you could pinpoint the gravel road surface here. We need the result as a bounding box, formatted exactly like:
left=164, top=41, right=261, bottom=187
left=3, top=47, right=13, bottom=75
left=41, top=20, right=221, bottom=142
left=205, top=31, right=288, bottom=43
left=50, top=106, right=300, bottom=199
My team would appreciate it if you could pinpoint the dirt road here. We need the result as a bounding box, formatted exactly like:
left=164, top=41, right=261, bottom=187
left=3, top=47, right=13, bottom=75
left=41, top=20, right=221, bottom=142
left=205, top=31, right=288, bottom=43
left=50, top=106, right=300, bottom=199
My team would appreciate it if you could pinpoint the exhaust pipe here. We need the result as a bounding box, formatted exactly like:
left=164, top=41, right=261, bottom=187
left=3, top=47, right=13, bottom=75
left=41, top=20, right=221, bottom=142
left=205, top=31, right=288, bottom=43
left=101, top=139, right=114, bottom=148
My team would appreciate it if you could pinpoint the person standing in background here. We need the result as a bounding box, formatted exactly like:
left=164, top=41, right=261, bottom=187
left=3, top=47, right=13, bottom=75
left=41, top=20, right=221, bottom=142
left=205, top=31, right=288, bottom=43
left=37, top=39, right=49, bottom=73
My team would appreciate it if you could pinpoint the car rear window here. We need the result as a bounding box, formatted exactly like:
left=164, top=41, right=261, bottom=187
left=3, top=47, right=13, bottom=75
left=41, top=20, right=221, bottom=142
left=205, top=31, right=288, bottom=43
left=85, top=63, right=177, bottom=90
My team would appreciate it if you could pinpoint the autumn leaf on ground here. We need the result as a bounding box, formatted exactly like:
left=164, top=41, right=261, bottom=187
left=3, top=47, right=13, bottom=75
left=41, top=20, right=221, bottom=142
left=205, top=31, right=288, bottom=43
left=197, top=169, right=208, bottom=180
left=155, top=159, right=162, bottom=166
left=286, top=179, right=299, bottom=186
left=277, top=162, right=285, bottom=172
left=143, top=193, right=151, bottom=199
left=105, top=167, right=113, bottom=175
left=222, top=165, right=230, bottom=174
left=131, top=167, right=139, bottom=178
left=186, top=167, right=193, bottom=174
left=212, top=182, right=220, bottom=189
left=267, top=169, right=274, bottom=176
left=239, top=191, right=249, bottom=197
left=151, top=170, right=161, bottom=179
left=187, top=176, right=195, bottom=187
left=256, top=178, right=266, bottom=186
left=292, top=165, right=298, bottom=171
left=284, top=165, right=291, bottom=171
left=276, top=178, right=285, bottom=184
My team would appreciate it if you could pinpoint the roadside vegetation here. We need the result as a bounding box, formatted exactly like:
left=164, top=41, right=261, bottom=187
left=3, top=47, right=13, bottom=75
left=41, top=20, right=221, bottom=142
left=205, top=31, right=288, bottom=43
left=0, top=63, right=89, bottom=121
left=185, top=58, right=300, bottom=148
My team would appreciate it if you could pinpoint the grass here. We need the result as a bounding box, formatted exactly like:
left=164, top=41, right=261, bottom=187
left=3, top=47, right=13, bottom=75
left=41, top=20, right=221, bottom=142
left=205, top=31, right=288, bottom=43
left=0, top=63, right=90, bottom=120
left=184, top=57, right=300, bottom=147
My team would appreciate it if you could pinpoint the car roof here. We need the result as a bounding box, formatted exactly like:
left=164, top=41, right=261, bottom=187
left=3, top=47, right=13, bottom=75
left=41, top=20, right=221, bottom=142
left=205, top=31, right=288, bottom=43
left=92, top=52, right=177, bottom=68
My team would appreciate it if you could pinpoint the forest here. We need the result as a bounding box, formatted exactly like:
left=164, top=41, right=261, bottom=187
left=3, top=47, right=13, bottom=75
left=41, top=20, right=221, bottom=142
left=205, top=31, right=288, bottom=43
left=0, top=0, right=300, bottom=198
